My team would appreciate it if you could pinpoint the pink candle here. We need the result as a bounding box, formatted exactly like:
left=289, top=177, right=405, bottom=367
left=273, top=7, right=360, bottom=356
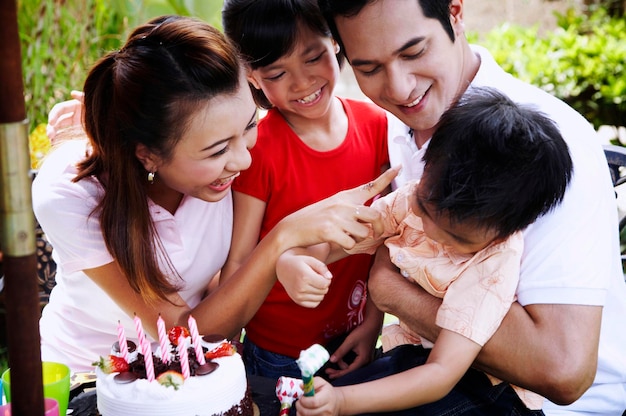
left=117, top=320, right=130, bottom=363
left=178, top=335, right=190, bottom=379
left=134, top=314, right=154, bottom=381
left=142, top=337, right=155, bottom=382
left=133, top=314, right=147, bottom=347
left=187, top=315, right=206, bottom=365
left=157, top=315, right=170, bottom=363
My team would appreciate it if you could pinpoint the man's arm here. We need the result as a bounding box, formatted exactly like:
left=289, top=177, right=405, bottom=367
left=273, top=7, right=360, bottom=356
left=368, top=245, right=601, bottom=405
left=367, top=245, right=441, bottom=341
left=476, top=302, right=600, bottom=404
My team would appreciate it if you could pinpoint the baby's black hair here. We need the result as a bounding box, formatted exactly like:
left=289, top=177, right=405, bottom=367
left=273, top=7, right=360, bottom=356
left=421, top=87, right=573, bottom=238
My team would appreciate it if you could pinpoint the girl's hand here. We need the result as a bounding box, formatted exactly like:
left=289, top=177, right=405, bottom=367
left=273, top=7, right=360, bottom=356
left=324, top=322, right=378, bottom=380
left=276, top=250, right=332, bottom=308
left=46, top=90, right=85, bottom=144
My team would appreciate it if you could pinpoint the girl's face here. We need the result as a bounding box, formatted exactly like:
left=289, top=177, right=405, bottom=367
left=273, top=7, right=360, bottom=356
left=144, top=79, right=258, bottom=206
left=247, top=24, right=341, bottom=121
left=412, top=180, right=501, bottom=255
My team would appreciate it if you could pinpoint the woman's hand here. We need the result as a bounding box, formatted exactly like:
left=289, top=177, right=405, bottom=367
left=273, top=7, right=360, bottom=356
left=278, top=165, right=401, bottom=251
left=46, top=90, right=85, bottom=144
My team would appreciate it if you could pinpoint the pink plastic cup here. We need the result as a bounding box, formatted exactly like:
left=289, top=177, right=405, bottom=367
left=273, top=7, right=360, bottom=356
left=2, top=362, right=69, bottom=415
left=0, top=397, right=59, bottom=415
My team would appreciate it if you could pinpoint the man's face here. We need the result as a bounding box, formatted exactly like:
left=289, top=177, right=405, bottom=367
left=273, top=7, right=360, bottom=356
left=335, top=0, right=468, bottom=138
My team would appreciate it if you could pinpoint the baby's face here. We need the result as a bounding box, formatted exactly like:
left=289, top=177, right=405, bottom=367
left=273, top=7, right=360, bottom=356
left=412, top=183, right=501, bottom=255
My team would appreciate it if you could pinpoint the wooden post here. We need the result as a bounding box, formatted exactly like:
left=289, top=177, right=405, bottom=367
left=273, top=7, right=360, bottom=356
left=0, top=0, right=45, bottom=414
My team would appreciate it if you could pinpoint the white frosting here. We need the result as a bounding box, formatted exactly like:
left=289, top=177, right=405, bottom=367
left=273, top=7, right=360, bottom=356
left=96, top=352, right=248, bottom=416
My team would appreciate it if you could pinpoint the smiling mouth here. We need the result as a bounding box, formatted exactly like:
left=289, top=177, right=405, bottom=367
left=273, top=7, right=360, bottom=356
left=210, top=172, right=240, bottom=187
left=405, top=93, right=425, bottom=108
left=403, top=85, right=431, bottom=108
left=297, top=88, right=322, bottom=104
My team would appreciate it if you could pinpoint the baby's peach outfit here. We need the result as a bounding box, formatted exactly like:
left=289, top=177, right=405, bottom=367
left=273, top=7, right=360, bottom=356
left=347, top=181, right=542, bottom=409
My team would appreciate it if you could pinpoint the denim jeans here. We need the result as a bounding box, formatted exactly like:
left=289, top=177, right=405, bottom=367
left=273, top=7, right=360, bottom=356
left=243, top=334, right=356, bottom=381
left=332, top=344, right=545, bottom=416
left=243, top=336, right=302, bottom=380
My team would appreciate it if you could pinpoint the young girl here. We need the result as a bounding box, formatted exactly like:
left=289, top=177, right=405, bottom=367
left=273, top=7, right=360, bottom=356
left=287, top=87, right=574, bottom=415
left=33, top=15, right=396, bottom=373
left=220, top=0, right=390, bottom=380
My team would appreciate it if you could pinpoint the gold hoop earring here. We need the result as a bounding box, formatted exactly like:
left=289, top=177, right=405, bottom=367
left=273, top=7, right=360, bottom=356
left=148, top=171, right=155, bottom=184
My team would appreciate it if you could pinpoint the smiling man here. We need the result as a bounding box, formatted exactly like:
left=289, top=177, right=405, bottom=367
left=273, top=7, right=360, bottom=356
left=317, top=0, right=626, bottom=415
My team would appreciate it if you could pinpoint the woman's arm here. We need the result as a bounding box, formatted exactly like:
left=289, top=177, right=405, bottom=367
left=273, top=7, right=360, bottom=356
left=83, top=262, right=192, bottom=340
left=219, top=191, right=266, bottom=283
left=86, top=166, right=400, bottom=343
left=46, top=90, right=84, bottom=144
left=191, top=165, right=402, bottom=339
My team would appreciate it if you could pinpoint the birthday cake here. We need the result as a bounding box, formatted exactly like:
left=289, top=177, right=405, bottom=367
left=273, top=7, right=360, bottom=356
left=94, top=318, right=253, bottom=416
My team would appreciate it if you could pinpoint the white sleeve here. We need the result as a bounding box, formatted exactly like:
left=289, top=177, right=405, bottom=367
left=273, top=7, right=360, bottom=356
left=517, top=117, right=619, bottom=307
left=32, top=141, right=113, bottom=274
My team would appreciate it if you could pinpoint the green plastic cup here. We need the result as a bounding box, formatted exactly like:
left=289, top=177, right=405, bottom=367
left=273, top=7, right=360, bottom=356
left=2, top=361, right=70, bottom=416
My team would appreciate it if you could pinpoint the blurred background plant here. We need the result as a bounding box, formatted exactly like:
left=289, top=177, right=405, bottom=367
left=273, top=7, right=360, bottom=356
left=466, top=2, right=626, bottom=266
left=469, top=5, right=626, bottom=138
left=19, top=1, right=624, bottom=168
left=18, top=0, right=224, bottom=169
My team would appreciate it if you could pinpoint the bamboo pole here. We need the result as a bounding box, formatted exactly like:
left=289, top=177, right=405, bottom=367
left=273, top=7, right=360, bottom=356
left=0, top=0, right=45, bottom=414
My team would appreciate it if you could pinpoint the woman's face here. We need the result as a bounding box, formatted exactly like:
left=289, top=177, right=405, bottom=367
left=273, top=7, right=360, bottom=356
left=150, top=80, right=258, bottom=205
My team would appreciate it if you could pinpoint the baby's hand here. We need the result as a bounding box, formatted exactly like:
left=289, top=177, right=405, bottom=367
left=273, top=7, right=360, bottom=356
left=276, top=250, right=332, bottom=308
left=295, top=377, right=341, bottom=416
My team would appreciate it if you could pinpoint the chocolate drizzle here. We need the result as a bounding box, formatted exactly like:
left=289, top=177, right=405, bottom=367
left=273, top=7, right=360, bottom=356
left=113, top=340, right=137, bottom=354
left=195, top=361, right=219, bottom=376
left=202, top=334, right=226, bottom=343
left=114, top=337, right=227, bottom=383
left=114, top=371, right=139, bottom=384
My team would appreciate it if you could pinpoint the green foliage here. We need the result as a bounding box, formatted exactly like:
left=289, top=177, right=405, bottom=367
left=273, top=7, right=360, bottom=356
left=469, top=7, right=626, bottom=130
left=18, top=0, right=224, bottom=133
left=20, top=3, right=622, bottom=134
left=18, top=0, right=127, bottom=132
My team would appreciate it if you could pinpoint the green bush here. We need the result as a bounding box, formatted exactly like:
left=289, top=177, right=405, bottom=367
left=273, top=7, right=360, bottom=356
left=20, top=4, right=624, bottom=135
left=18, top=0, right=128, bottom=133
left=18, top=0, right=224, bottom=133
left=469, top=7, right=626, bottom=130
